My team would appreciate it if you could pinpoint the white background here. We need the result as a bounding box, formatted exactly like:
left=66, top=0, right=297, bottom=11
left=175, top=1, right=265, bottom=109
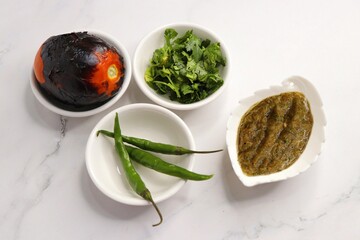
left=0, top=0, right=359, bottom=239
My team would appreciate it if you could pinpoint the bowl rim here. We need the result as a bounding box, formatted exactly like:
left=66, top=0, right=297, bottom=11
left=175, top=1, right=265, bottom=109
left=85, top=103, right=196, bottom=205
left=226, top=76, right=326, bottom=187
left=133, top=22, right=230, bottom=111
left=30, top=29, right=132, bottom=118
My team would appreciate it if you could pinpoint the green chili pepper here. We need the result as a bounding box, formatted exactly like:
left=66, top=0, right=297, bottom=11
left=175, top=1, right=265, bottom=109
left=113, top=113, right=162, bottom=227
left=96, top=130, right=222, bottom=155
left=125, top=145, right=213, bottom=181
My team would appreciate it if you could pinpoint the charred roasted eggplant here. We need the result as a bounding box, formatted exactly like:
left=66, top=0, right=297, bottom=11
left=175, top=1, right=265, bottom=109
left=33, top=32, right=125, bottom=111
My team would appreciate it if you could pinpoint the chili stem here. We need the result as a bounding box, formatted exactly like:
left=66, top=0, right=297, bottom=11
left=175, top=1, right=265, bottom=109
left=141, top=190, right=163, bottom=227
left=113, top=113, right=162, bottom=227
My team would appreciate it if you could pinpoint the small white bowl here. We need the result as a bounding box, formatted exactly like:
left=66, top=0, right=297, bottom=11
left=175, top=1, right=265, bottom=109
left=30, top=30, right=132, bottom=117
left=133, top=23, right=230, bottom=110
left=85, top=103, right=195, bottom=205
left=226, top=76, right=326, bottom=187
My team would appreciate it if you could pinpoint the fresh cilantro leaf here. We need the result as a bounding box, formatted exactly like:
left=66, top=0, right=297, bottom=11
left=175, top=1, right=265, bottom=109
left=145, top=28, right=226, bottom=104
left=174, top=30, right=193, bottom=45
left=180, top=84, right=194, bottom=95
left=203, top=42, right=226, bottom=69
left=164, top=28, right=178, bottom=45
left=185, top=33, right=202, bottom=52
left=192, top=44, right=203, bottom=62
left=151, top=47, right=172, bottom=67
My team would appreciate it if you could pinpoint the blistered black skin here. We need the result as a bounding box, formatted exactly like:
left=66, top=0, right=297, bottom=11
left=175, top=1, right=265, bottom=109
left=37, top=32, right=124, bottom=111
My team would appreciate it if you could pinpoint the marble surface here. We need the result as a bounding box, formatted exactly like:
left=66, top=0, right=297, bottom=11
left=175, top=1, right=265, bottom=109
left=1, top=0, right=359, bottom=239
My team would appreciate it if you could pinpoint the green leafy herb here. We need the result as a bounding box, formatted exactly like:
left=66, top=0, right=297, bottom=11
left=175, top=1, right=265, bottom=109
left=144, top=28, right=226, bottom=104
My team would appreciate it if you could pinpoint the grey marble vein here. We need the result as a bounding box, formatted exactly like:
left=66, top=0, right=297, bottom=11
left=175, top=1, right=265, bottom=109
left=40, top=115, right=67, bottom=165
left=2, top=116, right=67, bottom=240
left=13, top=172, right=54, bottom=240
left=234, top=178, right=360, bottom=240
left=334, top=177, right=360, bottom=205
left=243, top=220, right=303, bottom=239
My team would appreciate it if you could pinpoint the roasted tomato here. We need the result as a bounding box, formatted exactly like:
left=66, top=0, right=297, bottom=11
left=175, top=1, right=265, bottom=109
left=33, top=32, right=125, bottom=111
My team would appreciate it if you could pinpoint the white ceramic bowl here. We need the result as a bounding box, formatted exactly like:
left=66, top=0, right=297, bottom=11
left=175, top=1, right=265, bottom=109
left=133, top=23, right=230, bottom=110
left=226, top=76, right=326, bottom=187
left=85, top=103, right=195, bottom=205
left=30, top=30, right=132, bottom=117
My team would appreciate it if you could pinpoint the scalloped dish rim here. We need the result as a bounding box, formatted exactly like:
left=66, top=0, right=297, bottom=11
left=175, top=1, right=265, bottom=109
left=226, top=76, right=326, bottom=187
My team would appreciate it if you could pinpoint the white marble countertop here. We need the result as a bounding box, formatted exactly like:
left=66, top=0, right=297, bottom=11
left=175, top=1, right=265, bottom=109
left=1, top=0, right=359, bottom=239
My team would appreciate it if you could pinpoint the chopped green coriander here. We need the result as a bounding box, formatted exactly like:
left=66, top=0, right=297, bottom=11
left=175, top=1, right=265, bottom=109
left=144, top=28, right=226, bottom=104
